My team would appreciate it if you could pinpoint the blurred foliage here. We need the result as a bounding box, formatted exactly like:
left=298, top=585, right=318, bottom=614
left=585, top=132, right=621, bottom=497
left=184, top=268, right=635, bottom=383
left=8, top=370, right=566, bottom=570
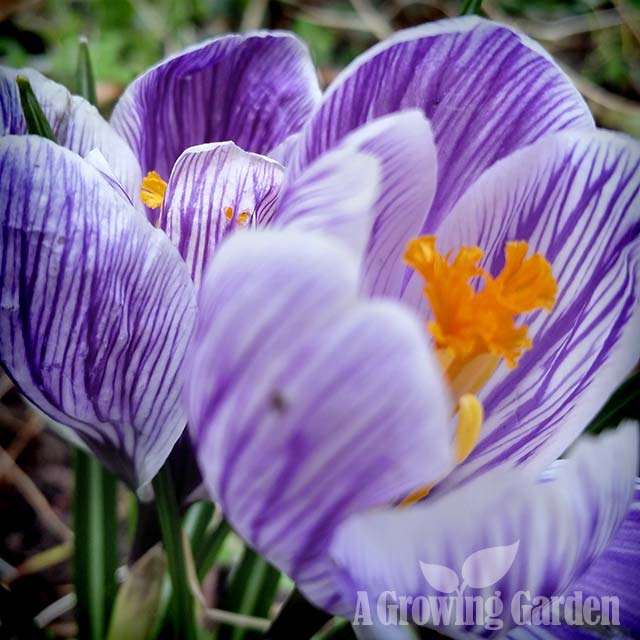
left=0, top=0, right=639, bottom=131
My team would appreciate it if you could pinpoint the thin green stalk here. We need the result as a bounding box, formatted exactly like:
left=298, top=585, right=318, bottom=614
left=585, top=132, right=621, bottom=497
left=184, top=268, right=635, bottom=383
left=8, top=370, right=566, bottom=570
left=16, top=76, right=56, bottom=140
left=220, top=547, right=280, bottom=640
left=76, top=37, right=97, bottom=106
left=185, top=501, right=216, bottom=554
left=151, top=506, right=230, bottom=638
left=73, top=448, right=119, bottom=640
left=195, top=517, right=231, bottom=581
left=460, top=0, right=483, bottom=15
left=152, top=464, right=198, bottom=640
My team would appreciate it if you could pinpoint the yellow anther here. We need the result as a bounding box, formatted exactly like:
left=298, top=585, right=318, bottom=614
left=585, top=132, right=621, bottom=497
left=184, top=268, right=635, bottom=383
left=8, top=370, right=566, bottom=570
left=454, top=394, right=483, bottom=463
left=140, top=171, right=167, bottom=209
left=399, top=394, right=483, bottom=508
left=399, top=484, right=433, bottom=508
left=224, top=206, right=251, bottom=225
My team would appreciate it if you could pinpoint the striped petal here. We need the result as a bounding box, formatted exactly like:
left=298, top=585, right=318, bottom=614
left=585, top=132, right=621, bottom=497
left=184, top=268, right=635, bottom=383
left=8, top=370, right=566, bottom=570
left=426, top=129, right=640, bottom=491
left=111, top=32, right=320, bottom=181
left=0, top=136, right=197, bottom=488
left=269, top=145, right=379, bottom=261
left=290, top=17, right=593, bottom=232
left=275, top=111, right=437, bottom=282
left=569, top=480, right=640, bottom=634
left=188, top=229, right=453, bottom=611
left=159, top=142, right=284, bottom=289
left=505, top=484, right=640, bottom=640
left=0, top=66, right=141, bottom=201
left=331, top=424, right=638, bottom=633
left=508, top=626, right=630, bottom=640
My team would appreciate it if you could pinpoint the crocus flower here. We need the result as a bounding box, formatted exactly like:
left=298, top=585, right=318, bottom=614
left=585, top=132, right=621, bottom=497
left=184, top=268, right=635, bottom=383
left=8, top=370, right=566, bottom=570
left=187, top=17, right=640, bottom=636
left=0, top=31, right=443, bottom=490
left=0, top=33, right=320, bottom=487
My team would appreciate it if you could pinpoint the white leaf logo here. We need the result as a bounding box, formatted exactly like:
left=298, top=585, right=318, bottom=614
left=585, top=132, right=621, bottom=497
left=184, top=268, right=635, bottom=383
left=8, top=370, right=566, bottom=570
left=461, top=541, right=520, bottom=589
left=419, top=562, right=459, bottom=593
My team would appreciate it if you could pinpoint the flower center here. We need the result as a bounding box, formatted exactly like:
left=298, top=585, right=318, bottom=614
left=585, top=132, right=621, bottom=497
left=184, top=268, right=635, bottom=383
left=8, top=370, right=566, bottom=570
left=399, top=236, right=557, bottom=505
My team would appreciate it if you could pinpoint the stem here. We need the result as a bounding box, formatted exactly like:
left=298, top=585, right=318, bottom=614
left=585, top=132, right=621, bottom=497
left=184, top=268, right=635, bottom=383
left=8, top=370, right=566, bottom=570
left=151, top=504, right=228, bottom=638
left=195, top=517, right=231, bottom=581
left=73, top=448, right=119, bottom=640
left=459, top=0, right=483, bottom=15
left=152, top=464, right=198, bottom=640
left=185, top=501, right=215, bottom=554
left=221, top=547, right=280, bottom=640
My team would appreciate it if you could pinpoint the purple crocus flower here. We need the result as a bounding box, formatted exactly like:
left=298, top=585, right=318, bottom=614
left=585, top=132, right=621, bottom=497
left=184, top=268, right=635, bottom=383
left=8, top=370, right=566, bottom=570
left=0, top=32, right=429, bottom=488
left=186, top=17, right=640, bottom=636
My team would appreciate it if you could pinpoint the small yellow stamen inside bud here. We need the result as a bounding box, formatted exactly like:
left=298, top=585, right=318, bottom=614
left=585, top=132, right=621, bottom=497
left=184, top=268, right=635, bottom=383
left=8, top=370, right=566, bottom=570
left=454, top=394, right=483, bottom=463
left=224, top=206, right=251, bottom=225
left=140, top=171, right=167, bottom=210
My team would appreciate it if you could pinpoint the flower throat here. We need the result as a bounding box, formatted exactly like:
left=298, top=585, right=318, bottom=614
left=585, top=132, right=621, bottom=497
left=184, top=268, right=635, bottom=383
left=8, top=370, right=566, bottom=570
left=400, top=236, right=557, bottom=505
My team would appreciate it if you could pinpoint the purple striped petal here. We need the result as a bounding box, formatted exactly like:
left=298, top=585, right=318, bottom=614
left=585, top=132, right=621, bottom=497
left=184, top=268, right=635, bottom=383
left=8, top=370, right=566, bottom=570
left=159, top=142, right=284, bottom=289
left=275, top=111, right=437, bottom=281
left=0, top=135, right=197, bottom=488
left=187, top=229, right=454, bottom=611
left=270, top=146, right=380, bottom=262
left=268, top=132, right=300, bottom=167
left=331, top=424, right=638, bottom=632
left=111, top=32, right=320, bottom=181
left=508, top=625, right=630, bottom=640
left=506, top=505, right=640, bottom=640
left=84, top=148, right=136, bottom=207
left=426, top=130, right=640, bottom=492
left=290, top=17, right=593, bottom=232
left=569, top=479, right=640, bottom=634
left=0, top=66, right=142, bottom=201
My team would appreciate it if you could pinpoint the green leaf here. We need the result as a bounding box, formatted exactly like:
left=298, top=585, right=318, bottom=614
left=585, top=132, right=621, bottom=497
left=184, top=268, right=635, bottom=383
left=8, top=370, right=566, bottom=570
left=150, top=503, right=230, bottom=639
left=76, top=37, right=97, bottom=105
left=459, top=0, right=483, bottom=15
left=152, top=464, right=198, bottom=640
left=107, top=545, right=167, bottom=640
left=195, top=516, right=231, bottom=581
left=184, top=501, right=216, bottom=555
left=16, top=76, right=57, bottom=141
left=220, top=547, right=280, bottom=640
left=73, top=449, right=119, bottom=640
